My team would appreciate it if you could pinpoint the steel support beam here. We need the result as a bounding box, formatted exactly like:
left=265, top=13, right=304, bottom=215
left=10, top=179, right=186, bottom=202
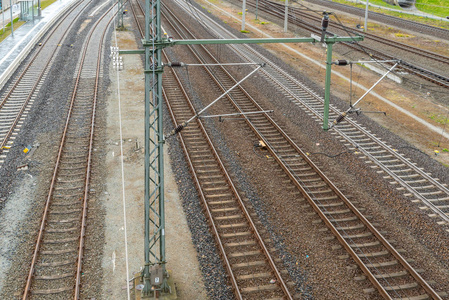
left=136, top=3, right=364, bottom=296
left=323, top=42, right=333, bottom=131
left=118, top=0, right=124, bottom=29
left=142, top=0, right=168, bottom=296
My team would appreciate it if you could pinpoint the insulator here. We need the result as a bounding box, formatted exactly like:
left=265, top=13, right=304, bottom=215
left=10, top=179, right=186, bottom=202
left=333, top=112, right=347, bottom=125
left=174, top=124, right=184, bottom=134
left=321, top=15, right=329, bottom=31
left=169, top=62, right=184, bottom=67
left=150, top=62, right=158, bottom=70
left=336, top=60, right=348, bottom=66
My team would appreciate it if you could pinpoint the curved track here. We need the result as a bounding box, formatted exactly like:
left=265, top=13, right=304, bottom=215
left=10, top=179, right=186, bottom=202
left=160, top=1, right=445, bottom=299
left=0, top=0, right=92, bottom=168
left=21, top=4, right=116, bottom=299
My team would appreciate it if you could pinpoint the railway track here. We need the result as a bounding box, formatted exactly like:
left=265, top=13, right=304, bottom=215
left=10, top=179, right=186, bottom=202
left=173, top=0, right=449, bottom=230
left=160, top=2, right=446, bottom=299
left=163, top=53, right=295, bottom=299
left=304, top=0, right=449, bottom=40
left=0, top=0, right=92, bottom=168
left=244, top=0, right=449, bottom=88
left=130, top=0, right=145, bottom=37
left=21, top=4, right=115, bottom=299
left=128, top=1, right=296, bottom=298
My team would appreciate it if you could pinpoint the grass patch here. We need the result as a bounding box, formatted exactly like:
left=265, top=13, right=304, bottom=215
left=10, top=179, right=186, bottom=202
left=415, top=0, right=449, bottom=18
left=0, top=0, right=58, bottom=41
left=240, top=29, right=250, bottom=33
left=328, top=0, right=449, bottom=30
left=429, top=113, right=449, bottom=124
left=395, top=32, right=414, bottom=37
left=40, top=0, right=59, bottom=10
left=0, top=18, right=26, bottom=42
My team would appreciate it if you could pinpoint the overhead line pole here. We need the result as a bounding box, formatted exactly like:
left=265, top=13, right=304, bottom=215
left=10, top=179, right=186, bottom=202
left=128, top=2, right=363, bottom=296
left=9, top=0, right=13, bottom=37
left=284, top=0, right=288, bottom=32
left=364, top=0, right=369, bottom=32
left=142, top=0, right=168, bottom=296
left=242, top=0, right=246, bottom=30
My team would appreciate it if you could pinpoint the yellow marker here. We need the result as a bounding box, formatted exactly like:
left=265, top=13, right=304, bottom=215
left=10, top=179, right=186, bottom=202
left=23, top=148, right=29, bottom=153
left=435, top=150, right=440, bottom=155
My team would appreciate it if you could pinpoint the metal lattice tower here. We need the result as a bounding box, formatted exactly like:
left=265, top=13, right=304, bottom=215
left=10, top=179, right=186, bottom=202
left=131, top=1, right=363, bottom=296
left=117, top=0, right=124, bottom=29
left=142, top=0, right=168, bottom=295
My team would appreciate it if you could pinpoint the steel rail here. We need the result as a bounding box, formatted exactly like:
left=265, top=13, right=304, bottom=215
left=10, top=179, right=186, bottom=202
left=0, top=0, right=87, bottom=110
left=197, top=42, right=441, bottom=299
left=131, top=3, right=293, bottom=298
left=130, top=0, right=145, bottom=37
left=239, top=46, right=449, bottom=224
left=163, top=2, right=442, bottom=298
left=232, top=39, right=449, bottom=223
left=304, top=0, right=449, bottom=40
left=258, top=0, right=449, bottom=65
left=245, top=0, right=449, bottom=88
left=0, top=0, right=91, bottom=152
left=22, top=3, right=117, bottom=299
left=159, top=10, right=294, bottom=300
left=74, top=7, right=118, bottom=299
left=182, top=2, right=449, bottom=226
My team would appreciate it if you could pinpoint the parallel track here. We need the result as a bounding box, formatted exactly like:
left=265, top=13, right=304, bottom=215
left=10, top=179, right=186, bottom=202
left=164, top=54, right=295, bottom=299
left=161, top=2, right=445, bottom=299
left=129, top=1, right=295, bottom=298
left=0, top=0, right=91, bottom=167
left=304, top=0, right=449, bottom=40
left=21, top=4, right=115, bottom=299
left=175, top=0, right=449, bottom=229
left=245, top=0, right=449, bottom=88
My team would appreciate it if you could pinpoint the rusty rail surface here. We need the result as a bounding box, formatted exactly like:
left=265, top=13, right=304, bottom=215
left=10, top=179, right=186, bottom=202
left=22, top=4, right=117, bottom=299
left=161, top=2, right=444, bottom=299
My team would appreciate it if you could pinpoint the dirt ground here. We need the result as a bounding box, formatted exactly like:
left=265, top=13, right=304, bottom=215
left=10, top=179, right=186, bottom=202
left=100, top=25, right=207, bottom=299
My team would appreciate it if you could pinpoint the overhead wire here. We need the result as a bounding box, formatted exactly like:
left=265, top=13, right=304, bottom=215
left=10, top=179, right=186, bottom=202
left=437, top=110, right=449, bottom=147
left=113, top=3, right=130, bottom=299
left=260, top=0, right=447, bottom=96
left=331, top=13, right=448, bottom=94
